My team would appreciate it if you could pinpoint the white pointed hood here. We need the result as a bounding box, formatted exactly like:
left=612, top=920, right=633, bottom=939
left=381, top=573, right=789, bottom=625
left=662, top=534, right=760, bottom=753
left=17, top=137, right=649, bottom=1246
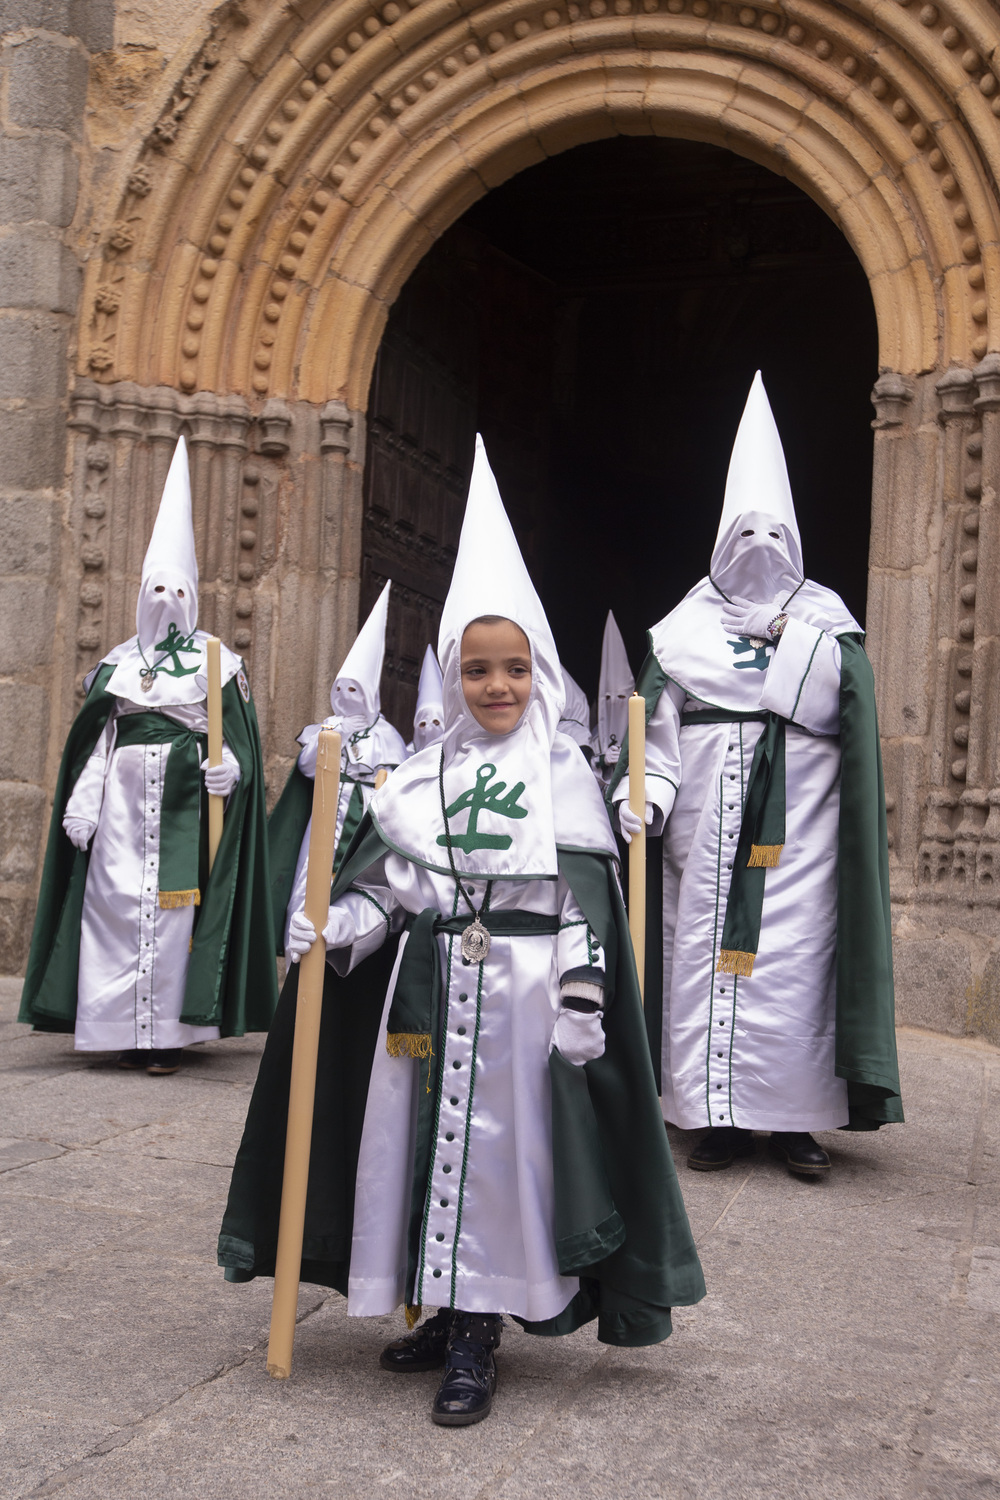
left=104, top=436, right=230, bottom=707
left=710, top=372, right=804, bottom=603
left=558, top=668, right=592, bottom=750
left=331, top=579, right=390, bottom=729
left=412, top=643, right=445, bottom=753
left=136, top=436, right=199, bottom=649
left=597, top=610, right=634, bottom=758
left=371, top=435, right=614, bottom=876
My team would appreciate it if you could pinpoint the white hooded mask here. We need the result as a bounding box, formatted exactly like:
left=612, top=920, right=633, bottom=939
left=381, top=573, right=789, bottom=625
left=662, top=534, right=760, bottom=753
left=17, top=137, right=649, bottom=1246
left=557, top=668, right=593, bottom=751
left=103, top=437, right=237, bottom=707
left=295, top=579, right=394, bottom=775
left=330, top=579, right=390, bottom=732
left=597, top=610, right=634, bottom=759
left=371, top=436, right=614, bottom=878
left=648, top=371, right=861, bottom=713
left=412, top=643, right=445, bottom=753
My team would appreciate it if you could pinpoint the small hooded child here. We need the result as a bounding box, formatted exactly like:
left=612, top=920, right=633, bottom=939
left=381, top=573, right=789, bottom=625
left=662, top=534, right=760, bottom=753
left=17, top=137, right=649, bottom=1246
left=219, top=437, right=705, bottom=1427
left=266, top=578, right=408, bottom=956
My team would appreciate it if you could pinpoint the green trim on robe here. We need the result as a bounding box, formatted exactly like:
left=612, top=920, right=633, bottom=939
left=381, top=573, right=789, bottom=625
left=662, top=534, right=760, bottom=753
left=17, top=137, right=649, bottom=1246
left=607, top=634, right=903, bottom=1131
left=19, top=663, right=278, bottom=1036
left=218, top=814, right=706, bottom=1348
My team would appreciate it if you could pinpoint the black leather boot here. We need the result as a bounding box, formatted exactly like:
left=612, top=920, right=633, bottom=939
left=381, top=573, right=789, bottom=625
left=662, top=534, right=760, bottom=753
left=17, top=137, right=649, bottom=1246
left=769, top=1130, right=831, bottom=1176
left=688, top=1126, right=755, bottom=1171
left=431, top=1311, right=501, bottom=1426
left=380, top=1308, right=454, bottom=1373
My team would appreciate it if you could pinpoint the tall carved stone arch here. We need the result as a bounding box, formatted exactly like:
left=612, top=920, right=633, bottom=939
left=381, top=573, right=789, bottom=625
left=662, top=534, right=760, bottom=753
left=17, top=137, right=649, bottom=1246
left=68, top=0, right=1000, bottom=1032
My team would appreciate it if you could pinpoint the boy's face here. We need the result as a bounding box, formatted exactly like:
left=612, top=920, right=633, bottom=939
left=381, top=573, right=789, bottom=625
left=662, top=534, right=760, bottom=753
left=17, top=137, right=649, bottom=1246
left=460, top=619, right=532, bottom=735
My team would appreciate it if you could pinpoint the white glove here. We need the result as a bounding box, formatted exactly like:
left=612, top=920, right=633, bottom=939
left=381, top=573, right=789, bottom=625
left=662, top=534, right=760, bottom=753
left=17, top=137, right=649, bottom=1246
left=63, top=816, right=96, bottom=851
left=619, top=801, right=652, bottom=844
left=201, top=756, right=240, bottom=798
left=604, top=743, right=621, bottom=766
left=720, top=596, right=785, bottom=641
left=286, top=904, right=355, bottom=962
left=550, top=1007, right=606, bottom=1066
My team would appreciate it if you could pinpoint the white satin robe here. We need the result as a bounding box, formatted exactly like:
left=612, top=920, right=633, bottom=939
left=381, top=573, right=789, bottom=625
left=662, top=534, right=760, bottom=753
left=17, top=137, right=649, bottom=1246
left=327, top=856, right=604, bottom=1321
left=622, top=617, right=850, bottom=1132
left=65, top=698, right=238, bottom=1053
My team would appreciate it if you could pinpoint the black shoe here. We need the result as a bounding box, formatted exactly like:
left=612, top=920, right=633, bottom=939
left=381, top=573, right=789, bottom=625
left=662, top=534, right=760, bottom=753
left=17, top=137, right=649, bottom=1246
left=431, top=1311, right=501, bottom=1426
left=116, top=1050, right=146, bottom=1070
left=688, top=1126, right=755, bottom=1172
left=769, top=1131, right=831, bottom=1177
left=380, top=1308, right=454, bottom=1373
left=146, top=1049, right=183, bottom=1075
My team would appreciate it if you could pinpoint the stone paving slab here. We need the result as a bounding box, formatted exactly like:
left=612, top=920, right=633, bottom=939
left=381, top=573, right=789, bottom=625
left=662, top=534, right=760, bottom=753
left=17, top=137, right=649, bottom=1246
left=0, top=976, right=998, bottom=1500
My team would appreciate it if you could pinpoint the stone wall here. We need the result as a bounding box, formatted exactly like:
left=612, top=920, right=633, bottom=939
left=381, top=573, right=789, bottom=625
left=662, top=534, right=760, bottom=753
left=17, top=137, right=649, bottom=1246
left=0, top=0, right=112, bottom=970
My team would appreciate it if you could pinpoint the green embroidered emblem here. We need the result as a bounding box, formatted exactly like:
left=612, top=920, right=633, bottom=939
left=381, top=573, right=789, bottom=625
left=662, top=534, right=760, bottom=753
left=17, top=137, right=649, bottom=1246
left=435, top=763, right=528, bottom=853
left=153, top=622, right=201, bottom=679
left=728, top=636, right=771, bottom=672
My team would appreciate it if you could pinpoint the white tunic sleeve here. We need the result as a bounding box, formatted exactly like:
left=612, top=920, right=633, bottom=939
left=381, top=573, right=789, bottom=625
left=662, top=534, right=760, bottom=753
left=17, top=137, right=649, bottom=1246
left=64, top=714, right=117, bottom=825
left=326, top=859, right=400, bottom=976
left=557, top=880, right=606, bottom=1003
left=759, top=617, right=842, bottom=736
left=611, top=677, right=684, bottom=833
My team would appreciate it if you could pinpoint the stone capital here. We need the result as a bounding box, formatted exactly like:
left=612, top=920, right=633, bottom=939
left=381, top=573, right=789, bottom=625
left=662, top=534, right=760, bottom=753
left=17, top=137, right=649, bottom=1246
left=973, top=353, right=1000, bottom=413
left=257, top=398, right=292, bottom=456
left=935, top=366, right=976, bottom=424
left=320, top=400, right=353, bottom=455
left=871, top=371, right=914, bottom=428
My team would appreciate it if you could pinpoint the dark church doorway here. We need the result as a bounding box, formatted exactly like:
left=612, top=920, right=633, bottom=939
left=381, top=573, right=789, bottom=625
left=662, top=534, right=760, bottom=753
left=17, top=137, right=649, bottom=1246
left=360, top=136, right=878, bottom=734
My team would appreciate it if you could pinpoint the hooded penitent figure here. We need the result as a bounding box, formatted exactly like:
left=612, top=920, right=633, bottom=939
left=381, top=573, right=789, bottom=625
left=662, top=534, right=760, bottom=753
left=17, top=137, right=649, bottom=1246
left=594, top=610, right=634, bottom=788
left=557, top=667, right=595, bottom=759
left=220, top=436, right=704, bottom=1400
left=267, top=579, right=408, bottom=953
left=608, top=373, right=901, bottom=1169
left=408, top=643, right=445, bottom=755
left=20, top=437, right=276, bottom=1065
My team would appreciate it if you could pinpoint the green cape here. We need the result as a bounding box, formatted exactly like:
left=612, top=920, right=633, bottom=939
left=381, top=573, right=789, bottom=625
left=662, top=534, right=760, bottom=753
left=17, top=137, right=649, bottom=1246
left=218, top=816, right=706, bottom=1348
left=19, top=662, right=278, bottom=1036
left=606, top=632, right=902, bottom=1131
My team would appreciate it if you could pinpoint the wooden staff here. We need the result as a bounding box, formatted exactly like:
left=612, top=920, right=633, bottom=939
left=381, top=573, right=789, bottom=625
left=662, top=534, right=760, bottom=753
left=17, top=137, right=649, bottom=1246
left=374, top=768, right=388, bottom=790
left=206, top=637, right=224, bottom=875
left=266, top=727, right=342, bottom=1380
left=628, top=692, right=646, bottom=1001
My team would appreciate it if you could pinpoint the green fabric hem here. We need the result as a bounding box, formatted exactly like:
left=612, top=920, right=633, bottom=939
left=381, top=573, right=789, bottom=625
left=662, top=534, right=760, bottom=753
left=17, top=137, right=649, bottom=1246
left=555, top=1209, right=626, bottom=1272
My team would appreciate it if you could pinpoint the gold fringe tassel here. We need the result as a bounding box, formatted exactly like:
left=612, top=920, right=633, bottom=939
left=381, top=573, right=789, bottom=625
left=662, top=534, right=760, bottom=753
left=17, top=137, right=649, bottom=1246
left=158, top=889, right=201, bottom=909
left=716, top=949, right=756, bottom=978
left=405, top=1304, right=422, bottom=1331
left=386, top=1033, right=433, bottom=1060
left=747, top=844, right=782, bottom=868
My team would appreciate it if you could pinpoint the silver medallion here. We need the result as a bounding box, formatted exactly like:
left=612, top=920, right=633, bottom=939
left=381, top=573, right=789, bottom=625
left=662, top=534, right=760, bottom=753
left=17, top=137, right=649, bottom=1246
left=461, top=918, right=490, bottom=964
left=140, top=669, right=155, bottom=693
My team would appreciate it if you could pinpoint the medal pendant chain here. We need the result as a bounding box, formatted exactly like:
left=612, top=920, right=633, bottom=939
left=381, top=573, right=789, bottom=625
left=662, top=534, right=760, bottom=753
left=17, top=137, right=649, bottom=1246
left=438, top=749, right=492, bottom=963
left=137, top=643, right=157, bottom=693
